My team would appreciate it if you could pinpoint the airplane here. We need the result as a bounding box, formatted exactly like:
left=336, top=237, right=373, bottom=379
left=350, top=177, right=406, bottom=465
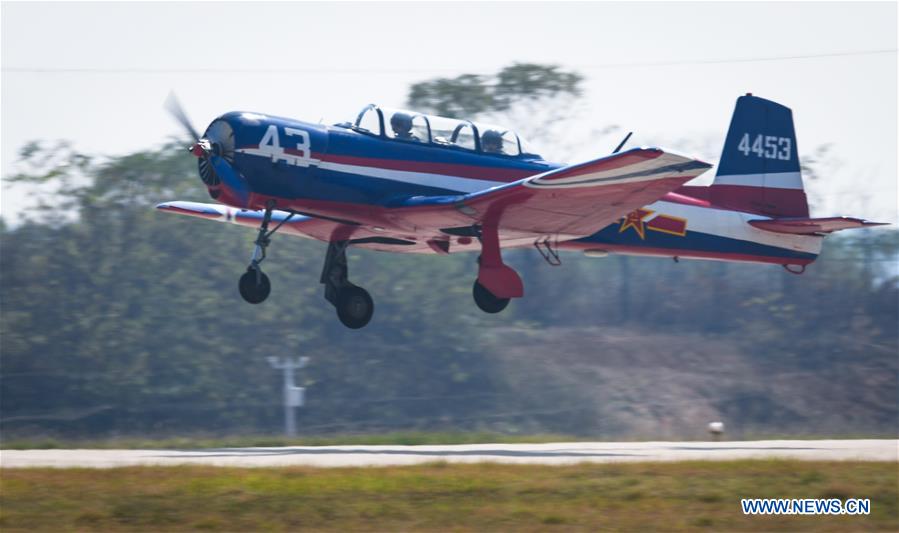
left=159, top=93, right=886, bottom=329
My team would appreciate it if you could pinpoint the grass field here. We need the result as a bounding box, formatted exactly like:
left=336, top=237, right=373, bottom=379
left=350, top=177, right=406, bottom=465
left=1, top=461, right=896, bottom=531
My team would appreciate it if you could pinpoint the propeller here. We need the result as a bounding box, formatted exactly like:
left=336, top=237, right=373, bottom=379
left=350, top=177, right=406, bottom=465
left=164, top=91, right=201, bottom=141
left=164, top=92, right=250, bottom=207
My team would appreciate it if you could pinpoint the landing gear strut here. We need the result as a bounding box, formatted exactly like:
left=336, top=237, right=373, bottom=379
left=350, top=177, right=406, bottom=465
left=471, top=221, right=522, bottom=314
left=320, top=240, right=374, bottom=329
left=237, top=201, right=294, bottom=304
left=235, top=203, right=372, bottom=328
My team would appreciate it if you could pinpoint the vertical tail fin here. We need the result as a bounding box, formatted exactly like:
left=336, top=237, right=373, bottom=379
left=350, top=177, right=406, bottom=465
left=711, top=94, right=809, bottom=217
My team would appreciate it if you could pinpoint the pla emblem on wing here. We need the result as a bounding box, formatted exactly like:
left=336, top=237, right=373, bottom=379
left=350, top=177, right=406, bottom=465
left=619, top=209, right=688, bottom=239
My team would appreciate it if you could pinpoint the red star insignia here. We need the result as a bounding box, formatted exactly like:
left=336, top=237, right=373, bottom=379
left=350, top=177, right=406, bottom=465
left=618, top=208, right=654, bottom=240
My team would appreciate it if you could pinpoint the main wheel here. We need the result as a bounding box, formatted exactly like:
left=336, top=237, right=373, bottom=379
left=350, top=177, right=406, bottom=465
left=336, top=286, right=374, bottom=329
left=473, top=280, right=510, bottom=314
left=238, top=268, right=271, bottom=304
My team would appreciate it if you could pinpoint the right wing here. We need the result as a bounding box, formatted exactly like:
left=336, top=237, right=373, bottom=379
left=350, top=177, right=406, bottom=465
left=391, top=147, right=712, bottom=239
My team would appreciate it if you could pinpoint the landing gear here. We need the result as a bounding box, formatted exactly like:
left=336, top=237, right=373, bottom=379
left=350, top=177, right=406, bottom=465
left=237, top=201, right=294, bottom=305
left=235, top=203, right=373, bottom=328
left=321, top=240, right=374, bottom=329
left=473, top=280, right=509, bottom=313
left=336, top=286, right=374, bottom=329
left=470, top=221, right=522, bottom=314
left=239, top=268, right=270, bottom=304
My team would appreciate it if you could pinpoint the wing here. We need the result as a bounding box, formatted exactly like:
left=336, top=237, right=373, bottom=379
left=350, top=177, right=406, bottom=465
left=391, top=147, right=712, bottom=240
left=156, top=201, right=434, bottom=252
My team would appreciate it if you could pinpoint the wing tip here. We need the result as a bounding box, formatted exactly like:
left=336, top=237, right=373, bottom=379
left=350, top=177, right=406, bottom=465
left=155, top=201, right=226, bottom=219
left=624, top=146, right=712, bottom=173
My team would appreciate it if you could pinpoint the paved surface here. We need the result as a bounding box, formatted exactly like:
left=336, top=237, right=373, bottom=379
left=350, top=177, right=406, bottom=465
left=2, top=440, right=895, bottom=468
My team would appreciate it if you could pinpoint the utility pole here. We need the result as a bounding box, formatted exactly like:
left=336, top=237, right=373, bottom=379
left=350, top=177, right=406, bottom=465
left=267, top=356, right=308, bottom=438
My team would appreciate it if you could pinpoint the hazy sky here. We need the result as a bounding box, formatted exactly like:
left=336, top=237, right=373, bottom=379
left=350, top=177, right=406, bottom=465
left=2, top=1, right=897, bottom=223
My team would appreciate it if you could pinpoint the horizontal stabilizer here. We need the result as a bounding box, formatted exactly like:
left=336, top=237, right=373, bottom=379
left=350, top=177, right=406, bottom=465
left=749, top=216, right=888, bottom=235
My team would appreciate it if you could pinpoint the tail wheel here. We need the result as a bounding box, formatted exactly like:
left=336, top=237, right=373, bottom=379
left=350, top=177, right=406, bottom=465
left=336, top=286, right=374, bottom=329
left=239, top=268, right=271, bottom=304
left=473, top=281, right=510, bottom=314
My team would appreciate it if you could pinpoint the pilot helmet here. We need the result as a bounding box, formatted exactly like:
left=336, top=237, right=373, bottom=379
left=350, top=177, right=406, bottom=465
left=390, top=112, right=413, bottom=135
left=481, top=129, right=504, bottom=153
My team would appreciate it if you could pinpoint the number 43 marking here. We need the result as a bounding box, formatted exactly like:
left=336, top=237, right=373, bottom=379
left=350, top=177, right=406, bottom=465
left=737, top=133, right=791, bottom=161
left=258, top=125, right=315, bottom=167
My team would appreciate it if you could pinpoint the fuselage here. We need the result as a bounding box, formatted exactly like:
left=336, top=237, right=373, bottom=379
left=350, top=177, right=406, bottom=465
left=201, top=111, right=821, bottom=266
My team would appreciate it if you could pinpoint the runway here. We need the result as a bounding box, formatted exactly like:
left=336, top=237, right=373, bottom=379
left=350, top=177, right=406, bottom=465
left=2, top=439, right=895, bottom=468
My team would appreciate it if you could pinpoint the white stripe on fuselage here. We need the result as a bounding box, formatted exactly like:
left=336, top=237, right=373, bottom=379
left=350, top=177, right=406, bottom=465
left=237, top=147, right=505, bottom=193
left=320, top=161, right=502, bottom=193
left=645, top=200, right=822, bottom=255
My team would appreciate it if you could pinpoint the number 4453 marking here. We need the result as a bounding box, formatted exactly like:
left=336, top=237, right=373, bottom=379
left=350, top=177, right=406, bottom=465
left=737, top=133, right=791, bottom=160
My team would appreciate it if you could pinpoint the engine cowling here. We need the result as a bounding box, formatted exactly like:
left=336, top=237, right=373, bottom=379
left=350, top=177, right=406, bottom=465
left=197, top=119, right=236, bottom=192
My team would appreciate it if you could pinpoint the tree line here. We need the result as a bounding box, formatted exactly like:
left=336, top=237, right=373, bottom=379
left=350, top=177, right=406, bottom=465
left=1, top=64, right=895, bottom=439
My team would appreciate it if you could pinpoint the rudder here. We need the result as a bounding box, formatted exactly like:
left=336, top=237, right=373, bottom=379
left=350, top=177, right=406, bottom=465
left=711, top=94, right=809, bottom=217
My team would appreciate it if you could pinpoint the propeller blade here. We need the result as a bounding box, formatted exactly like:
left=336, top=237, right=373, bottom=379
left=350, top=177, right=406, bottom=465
left=164, top=91, right=201, bottom=141
left=209, top=154, right=250, bottom=208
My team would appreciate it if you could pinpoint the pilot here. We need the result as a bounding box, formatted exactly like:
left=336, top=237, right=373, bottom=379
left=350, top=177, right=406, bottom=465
left=481, top=129, right=504, bottom=154
left=390, top=112, right=419, bottom=142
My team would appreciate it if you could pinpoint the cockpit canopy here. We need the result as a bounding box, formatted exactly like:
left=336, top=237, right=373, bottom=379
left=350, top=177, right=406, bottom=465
left=340, top=104, right=538, bottom=158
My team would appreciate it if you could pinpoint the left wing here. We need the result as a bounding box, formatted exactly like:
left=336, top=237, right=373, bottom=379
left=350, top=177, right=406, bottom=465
left=391, top=147, right=712, bottom=240
left=156, top=201, right=428, bottom=251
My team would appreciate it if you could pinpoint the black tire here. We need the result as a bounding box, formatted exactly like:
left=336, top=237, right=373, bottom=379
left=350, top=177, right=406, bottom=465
left=238, top=268, right=271, bottom=304
left=473, top=280, right=510, bottom=314
left=336, top=286, right=374, bottom=329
